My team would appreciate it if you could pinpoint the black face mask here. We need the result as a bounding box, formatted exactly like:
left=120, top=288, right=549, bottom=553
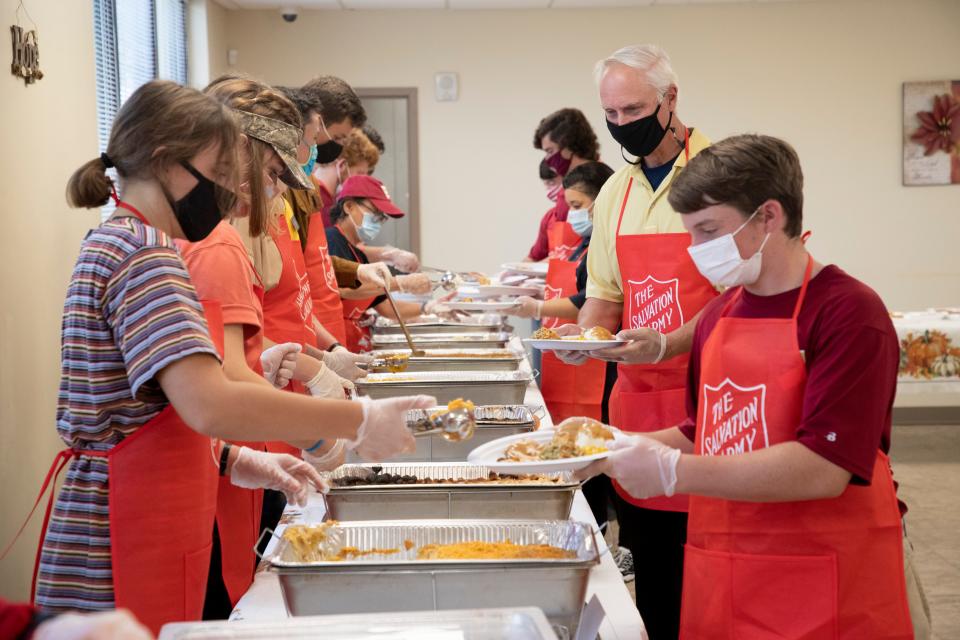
left=166, top=161, right=236, bottom=242
left=315, top=139, right=344, bottom=164
left=606, top=103, right=674, bottom=162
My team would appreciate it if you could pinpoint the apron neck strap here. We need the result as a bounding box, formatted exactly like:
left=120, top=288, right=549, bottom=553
left=336, top=225, right=365, bottom=263
left=791, top=253, right=815, bottom=321
left=116, top=201, right=150, bottom=225
left=682, top=126, right=690, bottom=163
left=614, top=178, right=634, bottom=236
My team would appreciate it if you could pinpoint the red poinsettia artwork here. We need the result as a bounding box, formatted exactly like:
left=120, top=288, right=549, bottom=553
left=910, top=93, right=960, bottom=156
left=903, top=80, right=960, bottom=186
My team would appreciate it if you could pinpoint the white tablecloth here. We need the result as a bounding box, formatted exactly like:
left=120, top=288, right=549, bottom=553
left=231, top=340, right=646, bottom=639
left=893, top=310, right=960, bottom=407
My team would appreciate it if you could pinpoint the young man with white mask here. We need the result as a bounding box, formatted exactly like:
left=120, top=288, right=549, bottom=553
left=576, top=134, right=925, bottom=640
left=552, top=44, right=717, bottom=639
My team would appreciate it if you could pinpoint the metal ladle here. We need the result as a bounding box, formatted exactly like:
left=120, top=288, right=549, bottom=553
left=412, top=405, right=477, bottom=442
left=382, top=285, right=425, bottom=357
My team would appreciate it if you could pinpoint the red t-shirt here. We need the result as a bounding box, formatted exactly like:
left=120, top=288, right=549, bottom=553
left=527, top=196, right=570, bottom=261
left=177, top=221, right=264, bottom=371
left=317, top=182, right=335, bottom=229
left=679, top=265, right=899, bottom=487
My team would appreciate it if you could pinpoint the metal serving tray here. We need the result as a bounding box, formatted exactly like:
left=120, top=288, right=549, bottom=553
left=371, top=332, right=512, bottom=351
left=269, top=519, right=598, bottom=636
left=324, top=463, right=577, bottom=521
left=159, top=607, right=559, bottom=640
left=371, top=348, right=522, bottom=372
left=373, top=315, right=506, bottom=335
left=355, top=371, right=531, bottom=405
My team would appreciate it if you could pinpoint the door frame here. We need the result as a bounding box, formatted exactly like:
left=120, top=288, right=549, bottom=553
left=356, top=87, right=420, bottom=256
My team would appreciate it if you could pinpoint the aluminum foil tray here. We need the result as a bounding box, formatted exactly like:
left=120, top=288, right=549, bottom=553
left=355, top=371, right=531, bottom=405
left=408, top=404, right=536, bottom=428
left=373, top=315, right=506, bottom=335
left=159, top=607, right=559, bottom=640
left=270, top=520, right=596, bottom=635
left=323, top=463, right=577, bottom=521
left=371, top=332, right=511, bottom=350
left=371, top=348, right=522, bottom=372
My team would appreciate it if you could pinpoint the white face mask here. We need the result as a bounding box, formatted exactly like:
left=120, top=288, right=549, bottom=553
left=567, top=208, right=593, bottom=237
left=687, top=208, right=770, bottom=287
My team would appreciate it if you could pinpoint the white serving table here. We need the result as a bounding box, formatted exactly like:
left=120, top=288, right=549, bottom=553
left=231, top=338, right=646, bottom=639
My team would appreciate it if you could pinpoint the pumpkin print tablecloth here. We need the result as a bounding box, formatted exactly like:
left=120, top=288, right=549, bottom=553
left=894, top=309, right=960, bottom=383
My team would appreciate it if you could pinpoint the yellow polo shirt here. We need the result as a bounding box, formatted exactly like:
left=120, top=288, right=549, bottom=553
left=586, top=128, right=711, bottom=303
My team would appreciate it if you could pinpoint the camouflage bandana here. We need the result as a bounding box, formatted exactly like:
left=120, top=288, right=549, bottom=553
left=231, top=109, right=311, bottom=190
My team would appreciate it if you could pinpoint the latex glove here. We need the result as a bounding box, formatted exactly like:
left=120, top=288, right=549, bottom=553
left=395, top=273, right=432, bottom=295
left=323, top=345, right=372, bottom=381
left=590, top=327, right=667, bottom=364
left=381, top=246, right=420, bottom=273
left=356, top=262, right=392, bottom=289
left=305, top=363, right=352, bottom=399
left=229, top=446, right=328, bottom=507
left=34, top=609, right=153, bottom=640
left=423, top=291, right=464, bottom=318
left=348, top=395, right=436, bottom=462
left=508, top=296, right=542, bottom=319
left=302, top=439, right=347, bottom=472
left=260, top=342, right=302, bottom=389
left=574, top=434, right=681, bottom=499
left=551, top=324, right=590, bottom=365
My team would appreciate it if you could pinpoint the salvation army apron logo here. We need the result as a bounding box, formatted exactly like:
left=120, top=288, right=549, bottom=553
left=701, top=378, right=770, bottom=456
left=318, top=245, right=338, bottom=292
left=548, top=244, right=577, bottom=261
left=542, top=284, right=563, bottom=329
left=626, top=276, right=684, bottom=333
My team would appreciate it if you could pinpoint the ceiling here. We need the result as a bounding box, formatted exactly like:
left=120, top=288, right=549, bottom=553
left=219, top=0, right=819, bottom=10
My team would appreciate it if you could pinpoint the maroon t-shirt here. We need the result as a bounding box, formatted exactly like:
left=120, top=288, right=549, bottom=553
left=527, top=197, right=570, bottom=261
left=679, top=265, right=899, bottom=487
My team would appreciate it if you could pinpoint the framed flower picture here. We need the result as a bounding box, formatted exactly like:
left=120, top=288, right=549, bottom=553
left=903, top=80, right=960, bottom=186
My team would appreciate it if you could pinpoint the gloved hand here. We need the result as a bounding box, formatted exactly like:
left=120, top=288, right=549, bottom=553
left=356, top=262, right=393, bottom=289
left=348, top=395, right=436, bottom=462
left=381, top=246, right=420, bottom=273
left=551, top=324, right=590, bottom=365
left=34, top=609, right=153, bottom=640
left=395, top=273, right=432, bottom=295
left=305, top=363, right=353, bottom=399
left=423, top=291, right=464, bottom=318
left=590, top=327, right=667, bottom=364
left=508, top=296, right=542, bottom=319
left=260, top=342, right=302, bottom=388
left=229, top=446, right=328, bottom=507
left=574, top=434, right=681, bottom=499
left=302, top=439, right=347, bottom=472
left=323, top=345, right=372, bottom=381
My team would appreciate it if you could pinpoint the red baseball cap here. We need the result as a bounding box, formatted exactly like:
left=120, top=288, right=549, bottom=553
left=339, top=175, right=405, bottom=218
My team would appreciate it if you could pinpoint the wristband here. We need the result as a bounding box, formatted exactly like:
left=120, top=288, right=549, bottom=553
left=326, top=342, right=343, bottom=353
left=304, top=439, right=326, bottom=453
left=218, top=442, right=233, bottom=476
left=652, top=331, right=668, bottom=364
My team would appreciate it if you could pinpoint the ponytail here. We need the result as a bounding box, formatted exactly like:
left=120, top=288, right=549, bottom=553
left=66, top=157, right=114, bottom=208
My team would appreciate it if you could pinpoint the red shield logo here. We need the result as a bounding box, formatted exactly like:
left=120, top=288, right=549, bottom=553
left=548, top=244, right=576, bottom=261
left=317, top=245, right=338, bottom=292
left=699, top=378, right=769, bottom=456
left=625, top=276, right=683, bottom=333
left=542, top=284, right=564, bottom=328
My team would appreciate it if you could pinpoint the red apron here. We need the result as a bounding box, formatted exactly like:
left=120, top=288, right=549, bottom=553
left=304, top=210, right=348, bottom=345
left=28, top=300, right=225, bottom=635
left=681, top=256, right=912, bottom=640
left=262, top=219, right=317, bottom=456
left=546, top=220, right=580, bottom=261
left=336, top=225, right=377, bottom=353
left=540, top=256, right=605, bottom=422
left=610, top=176, right=718, bottom=511
left=214, top=278, right=265, bottom=606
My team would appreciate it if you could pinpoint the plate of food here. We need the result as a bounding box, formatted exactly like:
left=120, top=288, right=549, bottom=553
left=501, top=261, right=550, bottom=277
left=467, top=418, right=620, bottom=474
left=523, top=326, right=626, bottom=351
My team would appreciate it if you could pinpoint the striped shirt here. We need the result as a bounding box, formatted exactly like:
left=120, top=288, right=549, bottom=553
left=36, top=217, right=218, bottom=612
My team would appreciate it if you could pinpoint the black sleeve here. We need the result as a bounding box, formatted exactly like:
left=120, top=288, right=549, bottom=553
left=569, top=255, right=589, bottom=308
left=325, top=228, right=353, bottom=261
left=372, top=294, right=388, bottom=307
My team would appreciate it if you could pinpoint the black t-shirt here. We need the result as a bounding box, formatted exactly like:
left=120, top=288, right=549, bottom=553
left=326, top=225, right=387, bottom=308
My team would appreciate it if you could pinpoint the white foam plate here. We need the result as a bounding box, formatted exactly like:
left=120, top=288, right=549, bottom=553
left=446, top=300, right=520, bottom=311
left=458, top=284, right=542, bottom=298
left=467, top=429, right=617, bottom=474
left=524, top=338, right=626, bottom=351
left=501, top=261, right=549, bottom=277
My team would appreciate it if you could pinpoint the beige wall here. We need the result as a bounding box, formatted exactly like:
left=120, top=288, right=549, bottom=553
left=0, top=0, right=100, bottom=600
left=218, top=0, right=959, bottom=310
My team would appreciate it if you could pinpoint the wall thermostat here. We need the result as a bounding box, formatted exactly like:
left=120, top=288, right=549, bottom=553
left=434, top=72, right=459, bottom=102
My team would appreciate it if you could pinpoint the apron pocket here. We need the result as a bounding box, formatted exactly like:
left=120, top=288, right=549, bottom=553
left=682, top=544, right=838, bottom=640
left=184, top=542, right=214, bottom=621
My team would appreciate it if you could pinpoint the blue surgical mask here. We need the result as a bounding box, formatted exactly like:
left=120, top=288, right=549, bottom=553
left=568, top=208, right=593, bottom=238
left=301, top=144, right=318, bottom=177
left=358, top=211, right=383, bottom=243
